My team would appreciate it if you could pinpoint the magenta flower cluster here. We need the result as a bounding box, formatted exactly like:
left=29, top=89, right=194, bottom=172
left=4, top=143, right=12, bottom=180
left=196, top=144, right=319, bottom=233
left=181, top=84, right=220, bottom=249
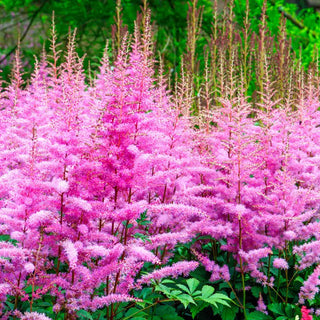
left=0, top=33, right=201, bottom=317
left=1, top=28, right=320, bottom=317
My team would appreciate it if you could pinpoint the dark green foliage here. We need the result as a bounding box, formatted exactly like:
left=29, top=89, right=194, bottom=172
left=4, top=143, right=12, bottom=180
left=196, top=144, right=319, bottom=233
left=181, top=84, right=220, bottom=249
left=234, top=0, right=320, bottom=67
left=1, top=0, right=319, bottom=82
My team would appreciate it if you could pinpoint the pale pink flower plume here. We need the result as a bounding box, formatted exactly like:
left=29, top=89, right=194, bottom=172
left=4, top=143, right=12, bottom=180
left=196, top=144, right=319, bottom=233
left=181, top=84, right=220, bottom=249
left=28, top=210, right=53, bottom=227
left=21, top=312, right=51, bottom=320
left=62, top=240, right=78, bottom=270
left=52, top=178, right=69, bottom=194
left=273, top=258, right=289, bottom=270
left=24, top=262, right=35, bottom=273
left=89, top=294, right=141, bottom=311
left=137, top=261, right=199, bottom=285
left=256, top=293, right=268, bottom=314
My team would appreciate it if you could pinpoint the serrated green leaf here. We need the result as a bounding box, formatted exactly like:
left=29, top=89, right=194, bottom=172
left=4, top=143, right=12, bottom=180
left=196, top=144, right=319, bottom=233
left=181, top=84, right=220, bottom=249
left=176, top=293, right=196, bottom=308
left=294, top=276, right=304, bottom=284
left=189, top=301, right=207, bottom=319
left=155, top=305, right=176, bottom=316
left=155, top=284, right=171, bottom=296
left=176, top=284, right=190, bottom=294
left=191, top=290, right=202, bottom=297
left=161, top=279, right=175, bottom=284
left=155, top=305, right=184, bottom=320
left=284, top=304, right=295, bottom=317
left=25, top=285, right=33, bottom=294
left=201, top=285, right=215, bottom=299
left=247, top=311, right=272, bottom=320
left=221, top=306, right=237, bottom=320
left=135, top=301, right=147, bottom=308
left=211, top=293, right=231, bottom=300
left=35, top=301, right=52, bottom=307
left=77, top=310, right=93, bottom=320
left=165, top=315, right=184, bottom=320
left=268, top=303, right=284, bottom=315
left=171, top=289, right=183, bottom=296
left=5, top=301, right=14, bottom=310
left=251, top=286, right=261, bottom=298
left=186, top=278, right=200, bottom=294
left=219, top=282, right=230, bottom=290
left=201, top=292, right=231, bottom=310
left=126, top=308, right=147, bottom=317
left=203, top=297, right=230, bottom=308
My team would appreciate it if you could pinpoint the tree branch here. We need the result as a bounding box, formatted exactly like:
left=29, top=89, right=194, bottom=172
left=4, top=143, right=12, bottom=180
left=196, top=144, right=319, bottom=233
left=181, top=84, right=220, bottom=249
left=0, top=0, right=49, bottom=65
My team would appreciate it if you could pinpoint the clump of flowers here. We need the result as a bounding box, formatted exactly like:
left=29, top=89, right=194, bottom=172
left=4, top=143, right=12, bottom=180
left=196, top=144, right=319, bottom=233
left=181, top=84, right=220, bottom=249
left=2, top=3, right=320, bottom=319
left=0, top=17, right=201, bottom=319
left=301, top=306, right=313, bottom=320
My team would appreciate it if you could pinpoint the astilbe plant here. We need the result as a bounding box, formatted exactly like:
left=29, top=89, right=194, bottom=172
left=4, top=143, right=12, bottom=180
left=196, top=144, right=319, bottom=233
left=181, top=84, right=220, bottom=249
left=0, top=20, right=203, bottom=319
left=188, top=48, right=320, bottom=317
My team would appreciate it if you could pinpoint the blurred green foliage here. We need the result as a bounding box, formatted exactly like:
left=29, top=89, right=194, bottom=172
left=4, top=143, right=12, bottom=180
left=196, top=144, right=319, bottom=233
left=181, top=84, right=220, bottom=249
left=0, top=0, right=320, bottom=80
left=234, top=0, right=320, bottom=66
left=0, top=0, right=193, bottom=76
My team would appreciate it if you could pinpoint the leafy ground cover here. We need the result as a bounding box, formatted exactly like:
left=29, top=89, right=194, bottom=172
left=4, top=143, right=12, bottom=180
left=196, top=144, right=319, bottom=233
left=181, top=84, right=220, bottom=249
left=1, top=1, right=320, bottom=320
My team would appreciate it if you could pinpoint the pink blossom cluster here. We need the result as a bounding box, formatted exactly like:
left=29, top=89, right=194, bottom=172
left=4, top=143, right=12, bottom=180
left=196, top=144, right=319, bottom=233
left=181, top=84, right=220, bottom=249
left=191, top=88, right=320, bottom=300
left=301, top=306, right=313, bottom=320
left=1, top=24, right=320, bottom=318
left=0, top=29, right=201, bottom=317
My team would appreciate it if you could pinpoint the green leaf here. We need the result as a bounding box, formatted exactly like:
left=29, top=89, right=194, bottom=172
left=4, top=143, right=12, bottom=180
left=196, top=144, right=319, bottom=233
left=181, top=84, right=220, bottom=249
left=136, top=210, right=151, bottom=226
left=25, top=285, right=33, bottom=294
left=251, top=286, right=261, bottom=298
left=164, top=315, right=184, bottom=320
left=221, top=306, right=237, bottom=320
left=126, top=308, right=147, bottom=317
left=171, top=289, right=183, bottom=296
left=155, top=283, right=172, bottom=296
left=135, top=301, right=147, bottom=308
left=124, top=308, right=149, bottom=320
left=268, top=303, right=284, bottom=315
left=155, top=305, right=176, bottom=316
left=247, top=311, right=272, bottom=320
left=155, top=305, right=184, bottom=320
left=191, top=290, right=202, bottom=297
left=186, top=278, right=200, bottom=294
left=133, top=233, right=151, bottom=243
left=189, top=301, right=207, bottom=319
left=284, top=304, right=295, bottom=317
left=77, top=310, right=93, bottom=320
left=121, top=221, right=133, bottom=228
left=138, top=287, right=153, bottom=300
left=176, top=284, right=190, bottom=294
left=201, top=285, right=215, bottom=299
left=202, top=297, right=230, bottom=308
left=35, top=301, right=52, bottom=307
left=219, top=282, right=230, bottom=290
left=176, top=293, right=196, bottom=308
left=161, top=279, right=175, bottom=284
left=202, top=293, right=231, bottom=308
left=5, top=301, right=14, bottom=310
